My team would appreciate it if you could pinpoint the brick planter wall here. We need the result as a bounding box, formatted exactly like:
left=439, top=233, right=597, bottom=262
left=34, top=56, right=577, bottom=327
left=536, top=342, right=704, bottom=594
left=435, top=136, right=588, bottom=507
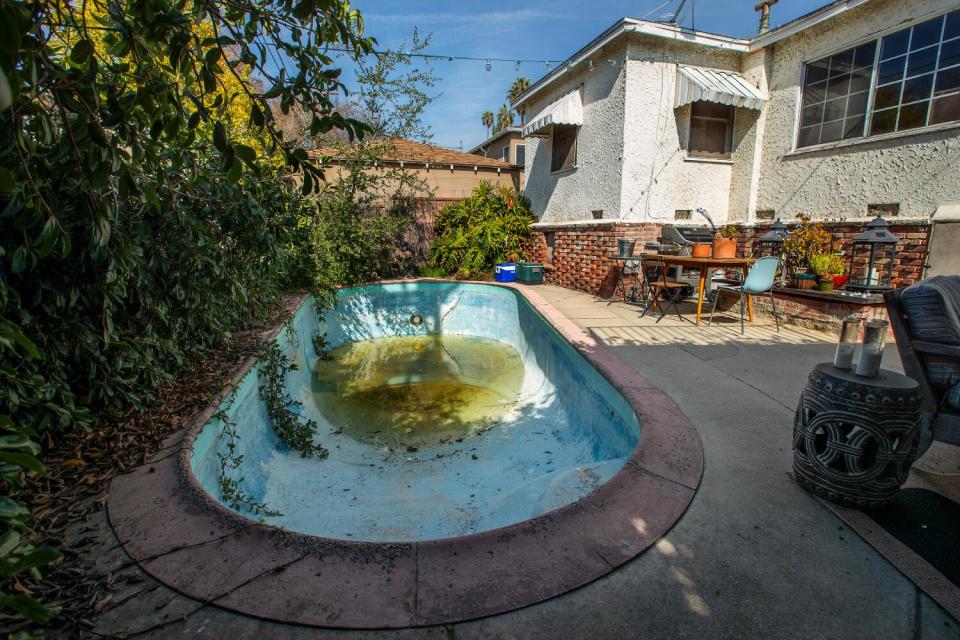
left=530, top=219, right=932, bottom=301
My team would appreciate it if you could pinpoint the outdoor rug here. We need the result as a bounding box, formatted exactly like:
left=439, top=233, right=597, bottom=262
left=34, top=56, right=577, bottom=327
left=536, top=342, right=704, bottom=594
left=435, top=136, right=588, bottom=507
left=819, top=488, right=960, bottom=621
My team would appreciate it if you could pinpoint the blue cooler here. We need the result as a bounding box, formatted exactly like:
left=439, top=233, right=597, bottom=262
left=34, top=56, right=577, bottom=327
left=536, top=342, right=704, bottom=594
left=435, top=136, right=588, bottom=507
left=494, top=262, right=517, bottom=282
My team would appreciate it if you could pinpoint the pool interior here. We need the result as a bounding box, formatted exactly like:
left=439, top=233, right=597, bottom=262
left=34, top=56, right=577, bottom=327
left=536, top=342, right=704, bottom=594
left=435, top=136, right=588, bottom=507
left=190, top=282, right=641, bottom=542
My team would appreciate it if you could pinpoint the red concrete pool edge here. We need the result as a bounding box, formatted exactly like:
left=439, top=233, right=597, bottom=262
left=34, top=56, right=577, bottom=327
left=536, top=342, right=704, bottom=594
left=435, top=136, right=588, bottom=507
left=106, top=280, right=704, bottom=629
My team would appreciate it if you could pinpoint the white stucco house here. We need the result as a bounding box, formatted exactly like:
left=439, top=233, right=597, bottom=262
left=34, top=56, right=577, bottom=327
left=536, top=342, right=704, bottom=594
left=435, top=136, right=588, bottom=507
left=513, top=0, right=960, bottom=227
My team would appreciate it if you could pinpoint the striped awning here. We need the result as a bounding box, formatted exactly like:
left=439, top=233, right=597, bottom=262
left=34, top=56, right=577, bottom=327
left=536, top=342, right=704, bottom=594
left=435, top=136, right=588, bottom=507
left=675, top=66, right=767, bottom=110
left=522, top=88, right=583, bottom=137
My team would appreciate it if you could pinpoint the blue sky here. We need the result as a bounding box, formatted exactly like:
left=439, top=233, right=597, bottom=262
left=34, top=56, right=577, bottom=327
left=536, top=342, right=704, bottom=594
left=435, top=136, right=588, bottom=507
left=346, top=0, right=828, bottom=149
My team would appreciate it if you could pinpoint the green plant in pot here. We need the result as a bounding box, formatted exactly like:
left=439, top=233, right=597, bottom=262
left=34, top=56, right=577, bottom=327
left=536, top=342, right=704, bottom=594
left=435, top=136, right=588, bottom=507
left=782, top=215, right=833, bottom=289
left=713, top=225, right=741, bottom=259
left=809, top=253, right=846, bottom=291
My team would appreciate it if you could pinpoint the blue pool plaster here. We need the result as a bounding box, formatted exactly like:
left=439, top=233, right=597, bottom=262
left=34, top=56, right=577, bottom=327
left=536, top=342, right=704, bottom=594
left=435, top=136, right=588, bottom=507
left=189, top=281, right=641, bottom=541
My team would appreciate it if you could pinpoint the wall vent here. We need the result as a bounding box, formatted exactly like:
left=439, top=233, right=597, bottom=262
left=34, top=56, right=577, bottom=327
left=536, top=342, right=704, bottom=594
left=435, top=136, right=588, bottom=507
left=867, top=203, right=900, bottom=217
left=675, top=209, right=692, bottom=220
left=756, top=209, right=776, bottom=220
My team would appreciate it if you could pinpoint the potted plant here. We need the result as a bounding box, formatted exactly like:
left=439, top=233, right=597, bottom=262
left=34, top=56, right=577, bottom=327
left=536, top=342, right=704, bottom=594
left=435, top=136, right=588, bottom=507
left=782, top=215, right=833, bottom=289
left=713, top=225, right=741, bottom=259
left=809, top=253, right=846, bottom=292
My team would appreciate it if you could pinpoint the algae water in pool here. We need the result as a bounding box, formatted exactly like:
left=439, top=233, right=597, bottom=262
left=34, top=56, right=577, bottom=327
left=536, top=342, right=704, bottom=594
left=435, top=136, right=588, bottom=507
left=312, top=335, right=525, bottom=448
left=189, top=282, right=641, bottom=541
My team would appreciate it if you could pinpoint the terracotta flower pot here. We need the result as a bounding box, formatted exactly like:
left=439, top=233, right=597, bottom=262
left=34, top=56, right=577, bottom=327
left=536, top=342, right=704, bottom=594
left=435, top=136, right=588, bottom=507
left=691, top=243, right=712, bottom=257
left=712, top=237, right=738, bottom=259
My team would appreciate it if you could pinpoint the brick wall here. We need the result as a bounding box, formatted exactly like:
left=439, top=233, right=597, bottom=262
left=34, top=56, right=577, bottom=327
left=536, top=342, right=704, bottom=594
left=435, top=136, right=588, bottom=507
left=526, top=223, right=661, bottom=297
left=530, top=219, right=932, bottom=299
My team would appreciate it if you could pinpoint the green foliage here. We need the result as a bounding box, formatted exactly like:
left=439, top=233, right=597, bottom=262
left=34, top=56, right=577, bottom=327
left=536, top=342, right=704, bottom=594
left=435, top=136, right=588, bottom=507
left=717, top=225, right=742, bottom=239
left=257, top=341, right=328, bottom=458
left=809, top=253, right=846, bottom=276
left=215, top=394, right=281, bottom=519
left=495, top=103, right=514, bottom=133
left=312, top=331, right=334, bottom=361
left=429, top=183, right=534, bottom=279
left=783, top=215, right=834, bottom=271
left=0, top=0, right=373, bottom=626
left=507, top=77, right=531, bottom=120
left=308, top=141, right=426, bottom=299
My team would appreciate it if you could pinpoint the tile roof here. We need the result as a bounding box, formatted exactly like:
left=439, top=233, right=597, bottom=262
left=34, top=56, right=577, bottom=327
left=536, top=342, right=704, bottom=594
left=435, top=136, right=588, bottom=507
left=311, top=138, right=515, bottom=169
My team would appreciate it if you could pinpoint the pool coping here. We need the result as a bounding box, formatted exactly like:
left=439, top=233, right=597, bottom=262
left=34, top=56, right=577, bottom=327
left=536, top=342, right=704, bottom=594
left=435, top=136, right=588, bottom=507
left=106, top=279, right=704, bottom=629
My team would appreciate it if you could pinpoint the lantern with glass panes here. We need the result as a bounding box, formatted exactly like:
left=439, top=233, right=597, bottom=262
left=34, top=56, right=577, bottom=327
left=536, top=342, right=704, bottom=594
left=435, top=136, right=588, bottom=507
left=758, top=218, right=790, bottom=280
left=845, top=216, right=899, bottom=292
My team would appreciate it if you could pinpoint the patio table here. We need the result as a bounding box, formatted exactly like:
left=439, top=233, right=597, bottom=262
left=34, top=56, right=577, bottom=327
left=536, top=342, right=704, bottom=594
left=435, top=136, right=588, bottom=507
left=639, top=254, right=755, bottom=326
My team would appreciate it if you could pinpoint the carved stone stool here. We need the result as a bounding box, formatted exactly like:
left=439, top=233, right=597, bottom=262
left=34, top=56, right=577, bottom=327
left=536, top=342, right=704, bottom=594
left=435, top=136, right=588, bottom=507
left=793, top=362, right=922, bottom=508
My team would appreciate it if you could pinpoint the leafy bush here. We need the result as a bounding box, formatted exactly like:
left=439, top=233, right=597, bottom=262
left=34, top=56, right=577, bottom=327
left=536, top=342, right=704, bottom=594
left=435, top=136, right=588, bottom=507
left=0, top=0, right=371, bottom=626
left=809, top=253, right=846, bottom=277
left=429, top=183, right=534, bottom=279
left=783, top=215, right=833, bottom=272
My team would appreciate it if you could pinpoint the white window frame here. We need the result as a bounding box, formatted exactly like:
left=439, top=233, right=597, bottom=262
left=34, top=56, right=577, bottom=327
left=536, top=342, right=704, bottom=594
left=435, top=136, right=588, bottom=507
left=792, top=7, right=960, bottom=152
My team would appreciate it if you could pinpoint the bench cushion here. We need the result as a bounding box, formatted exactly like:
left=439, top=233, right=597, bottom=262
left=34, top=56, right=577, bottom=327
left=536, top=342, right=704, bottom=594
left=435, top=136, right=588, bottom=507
left=900, top=276, right=960, bottom=344
left=947, top=383, right=960, bottom=412
left=926, top=356, right=960, bottom=390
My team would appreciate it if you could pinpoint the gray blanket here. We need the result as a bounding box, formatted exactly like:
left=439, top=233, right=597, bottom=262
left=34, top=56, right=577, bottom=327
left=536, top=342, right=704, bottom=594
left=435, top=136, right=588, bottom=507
left=901, top=275, right=960, bottom=344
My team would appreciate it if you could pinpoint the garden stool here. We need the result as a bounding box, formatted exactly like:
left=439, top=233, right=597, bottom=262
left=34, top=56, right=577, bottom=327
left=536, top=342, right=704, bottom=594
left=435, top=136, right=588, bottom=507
left=793, top=362, right=923, bottom=508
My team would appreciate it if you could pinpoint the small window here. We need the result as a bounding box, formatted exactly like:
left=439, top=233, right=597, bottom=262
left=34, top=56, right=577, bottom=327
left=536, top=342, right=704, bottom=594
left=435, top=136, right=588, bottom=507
left=688, top=101, right=734, bottom=158
left=675, top=209, right=692, bottom=220
left=756, top=209, right=776, bottom=220
left=515, top=144, right=525, bottom=166
left=502, top=146, right=510, bottom=162
left=551, top=124, right=578, bottom=172
left=867, top=202, right=900, bottom=217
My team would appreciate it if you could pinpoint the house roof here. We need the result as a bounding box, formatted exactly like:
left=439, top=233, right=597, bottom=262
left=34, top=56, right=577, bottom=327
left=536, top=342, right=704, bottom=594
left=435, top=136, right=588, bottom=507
left=311, top=139, right=516, bottom=170
left=467, top=127, right=523, bottom=155
left=511, top=0, right=879, bottom=109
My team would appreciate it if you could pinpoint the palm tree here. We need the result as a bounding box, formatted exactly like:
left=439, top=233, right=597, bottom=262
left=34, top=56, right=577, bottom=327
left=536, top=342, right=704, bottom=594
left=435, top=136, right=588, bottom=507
left=481, top=111, right=494, bottom=136
left=507, top=76, right=531, bottom=122
left=495, top=103, right=513, bottom=134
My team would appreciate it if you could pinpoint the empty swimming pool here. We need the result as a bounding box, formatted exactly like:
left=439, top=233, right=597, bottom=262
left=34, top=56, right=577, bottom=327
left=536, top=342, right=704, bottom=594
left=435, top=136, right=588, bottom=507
left=189, top=281, right=641, bottom=541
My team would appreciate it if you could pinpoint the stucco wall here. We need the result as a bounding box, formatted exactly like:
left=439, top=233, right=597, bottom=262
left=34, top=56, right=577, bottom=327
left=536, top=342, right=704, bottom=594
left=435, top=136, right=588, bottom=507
left=322, top=164, right=519, bottom=199
left=523, top=39, right=627, bottom=222
left=618, top=35, right=746, bottom=226
left=753, top=0, right=960, bottom=220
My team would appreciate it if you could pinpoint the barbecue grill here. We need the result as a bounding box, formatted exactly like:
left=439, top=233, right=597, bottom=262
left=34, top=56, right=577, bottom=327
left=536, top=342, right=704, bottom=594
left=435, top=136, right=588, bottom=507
left=656, top=225, right=723, bottom=297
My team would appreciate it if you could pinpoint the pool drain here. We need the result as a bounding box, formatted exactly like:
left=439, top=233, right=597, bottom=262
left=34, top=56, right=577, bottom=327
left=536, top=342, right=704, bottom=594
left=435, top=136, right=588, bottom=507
left=410, top=314, right=423, bottom=327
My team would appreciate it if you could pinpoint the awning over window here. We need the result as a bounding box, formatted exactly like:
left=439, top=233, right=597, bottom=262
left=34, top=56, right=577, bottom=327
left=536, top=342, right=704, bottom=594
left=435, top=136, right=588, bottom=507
left=674, top=66, right=767, bottom=111
left=522, top=88, right=583, bottom=137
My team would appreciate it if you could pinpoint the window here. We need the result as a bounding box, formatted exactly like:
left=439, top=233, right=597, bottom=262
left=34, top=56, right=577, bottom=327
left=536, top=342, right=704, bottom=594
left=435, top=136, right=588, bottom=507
left=501, top=145, right=510, bottom=162
left=688, top=101, right=734, bottom=158
left=796, top=9, right=960, bottom=148
left=798, top=41, right=876, bottom=147
left=515, top=144, right=525, bottom=166
left=871, top=11, right=960, bottom=134
left=551, top=124, right=578, bottom=172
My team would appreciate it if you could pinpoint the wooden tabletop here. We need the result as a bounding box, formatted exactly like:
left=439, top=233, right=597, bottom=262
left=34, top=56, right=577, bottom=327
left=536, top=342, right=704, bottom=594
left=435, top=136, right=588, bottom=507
left=637, top=253, right=755, bottom=267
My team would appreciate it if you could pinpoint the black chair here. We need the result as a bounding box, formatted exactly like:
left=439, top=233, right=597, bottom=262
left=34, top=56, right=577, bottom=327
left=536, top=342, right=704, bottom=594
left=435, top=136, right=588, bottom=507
left=640, top=256, right=686, bottom=323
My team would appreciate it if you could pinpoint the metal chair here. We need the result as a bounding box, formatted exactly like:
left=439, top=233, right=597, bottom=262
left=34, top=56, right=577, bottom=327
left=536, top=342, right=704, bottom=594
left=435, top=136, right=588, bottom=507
left=708, top=256, right=781, bottom=334
left=640, top=256, right=687, bottom=323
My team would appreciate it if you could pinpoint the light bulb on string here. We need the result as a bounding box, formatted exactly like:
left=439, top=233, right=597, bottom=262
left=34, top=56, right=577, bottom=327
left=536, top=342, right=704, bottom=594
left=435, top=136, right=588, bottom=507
left=515, top=61, right=521, bottom=72
left=485, top=60, right=492, bottom=72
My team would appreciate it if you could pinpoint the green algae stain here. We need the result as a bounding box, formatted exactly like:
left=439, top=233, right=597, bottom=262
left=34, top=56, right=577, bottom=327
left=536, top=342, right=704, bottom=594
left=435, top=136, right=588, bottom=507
left=311, top=335, right=524, bottom=448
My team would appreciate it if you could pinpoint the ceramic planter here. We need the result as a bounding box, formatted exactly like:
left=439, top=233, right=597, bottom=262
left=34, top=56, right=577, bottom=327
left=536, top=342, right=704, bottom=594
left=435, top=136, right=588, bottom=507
left=712, top=238, right=738, bottom=259
left=691, top=243, right=712, bottom=257
left=792, top=272, right=817, bottom=290
left=818, top=277, right=835, bottom=292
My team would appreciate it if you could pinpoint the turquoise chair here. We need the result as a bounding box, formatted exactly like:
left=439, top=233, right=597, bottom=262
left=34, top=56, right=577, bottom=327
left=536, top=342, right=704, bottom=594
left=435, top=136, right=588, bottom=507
left=708, top=256, right=781, bottom=334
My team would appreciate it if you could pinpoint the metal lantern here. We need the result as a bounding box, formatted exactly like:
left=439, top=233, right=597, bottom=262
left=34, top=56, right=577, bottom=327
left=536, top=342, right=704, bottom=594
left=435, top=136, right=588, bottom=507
left=758, top=218, right=789, bottom=257
left=845, top=216, right=900, bottom=292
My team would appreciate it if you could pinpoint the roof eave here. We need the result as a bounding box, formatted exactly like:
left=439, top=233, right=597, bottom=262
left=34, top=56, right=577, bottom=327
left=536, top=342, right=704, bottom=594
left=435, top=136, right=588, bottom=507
left=749, top=0, right=873, bottom=50
left=467, top=127, right=523, bottom=154
left=511, top=18, right=750, bottom=110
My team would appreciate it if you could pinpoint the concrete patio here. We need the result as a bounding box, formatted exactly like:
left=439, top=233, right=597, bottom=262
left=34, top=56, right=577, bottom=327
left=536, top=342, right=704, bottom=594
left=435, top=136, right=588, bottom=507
left=80, top=284, right=959, bottom=639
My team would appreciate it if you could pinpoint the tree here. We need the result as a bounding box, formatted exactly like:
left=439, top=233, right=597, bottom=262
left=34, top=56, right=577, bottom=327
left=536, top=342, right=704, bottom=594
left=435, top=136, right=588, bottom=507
left=507, top=76, right=531, bottom=122
left=0, top=0, right=376, bottom=627
left=495, top=103, right=514, bottom=133
left=481, top=110, right=494, bottom=136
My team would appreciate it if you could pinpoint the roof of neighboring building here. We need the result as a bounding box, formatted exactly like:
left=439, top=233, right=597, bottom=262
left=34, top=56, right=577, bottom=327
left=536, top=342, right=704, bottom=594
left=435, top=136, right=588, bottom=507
left=468, top=127, right=523, bottom=155
left=310, top=138, right=516, bottom=169
left=511, top=0, right=879, bottom=108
